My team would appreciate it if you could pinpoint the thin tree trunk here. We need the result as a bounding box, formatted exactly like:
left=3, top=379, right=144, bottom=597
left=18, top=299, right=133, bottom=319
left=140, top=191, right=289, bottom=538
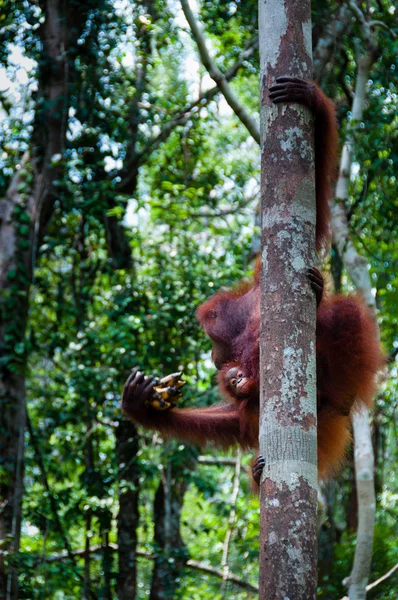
left=83, top=513, right=92, bottom=600
left=0, top=159, right=31, bottom=600
left=330, top=44, right=380, bottom=600
left=0, top=374, right=26, bottom=600
left=347, top=409, right=376, bottom=600
left=332, top=54, right=378, bottom=309
left=258, top=1, right=318, bottom=598
left=0, top=2, right=93, bottom=595
left=116, top=420, right=140, bottom=600
left=0, top=3, right=71, bottom=595
left=103, top=527, right=113, bottom=600
left=83, top=427, right=95, bottom=600
left=221, top=449, right=241, bottom=598
left=318, top=481, right=338, bottom=584
left=149, top=462, right=188, bottom=600
left=371, top=405, right=383, bottom=499
left=346, top=456, right=359, bottom=532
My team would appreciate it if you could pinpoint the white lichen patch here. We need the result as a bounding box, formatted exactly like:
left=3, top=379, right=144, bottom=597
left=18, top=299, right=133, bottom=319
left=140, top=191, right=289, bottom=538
left=281, top=345, right=303, bottom=405
left=258, top=0, right=288, bottom=73
left=279, top=127, right=303, bottom=154
left=276, top=230, right=290, bottom=247
left=287, top=546, right=302, bottom=561
left=292, top=255, right=305, bottom=272
left=262, top=459, right=317, bottom=487
left=269, top=498, right=280, bottom=507
left=261, top=245, right=268, bottom=280
left=292, top=103, right=313, bottom=125
left=268, top=530, right=278, bottom=545
left=302, top=20, right=312, bottom=58
left=298, top=138, right=313, bottom=162
left=302, top=340, right=316, bottom=414
left=261, top=103, right=278, bottom=139
left=262, top=203, right=285, bottom=229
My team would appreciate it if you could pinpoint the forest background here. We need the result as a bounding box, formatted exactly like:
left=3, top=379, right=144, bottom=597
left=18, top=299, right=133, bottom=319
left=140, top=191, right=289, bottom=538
left=0, top=0, right=397, bottom=599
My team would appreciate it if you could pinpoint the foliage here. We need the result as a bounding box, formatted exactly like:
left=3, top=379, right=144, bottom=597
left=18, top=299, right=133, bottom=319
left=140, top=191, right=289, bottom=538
left=0, top=0, right=397, bottom=598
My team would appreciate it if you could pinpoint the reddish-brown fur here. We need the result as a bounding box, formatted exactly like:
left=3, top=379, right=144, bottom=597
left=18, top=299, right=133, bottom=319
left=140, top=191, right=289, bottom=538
left=268, top=77, right=338, bottom=250
left=312, top=86, right=337, bottom=249
left=210, top=271, right=384, bottom=480
left=122, top=272, right=383, bottom=485
left=121, top=79, right=383, bottom=488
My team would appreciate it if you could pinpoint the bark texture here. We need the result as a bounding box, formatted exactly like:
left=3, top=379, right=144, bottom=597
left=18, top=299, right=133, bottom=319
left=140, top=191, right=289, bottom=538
left=0, top=2, right=74, bottom=595
left=116, top=420, right=140, bottom=600
left=347, top=409, right=376, bottom=600
left=258, top=1, right=318, bottom=598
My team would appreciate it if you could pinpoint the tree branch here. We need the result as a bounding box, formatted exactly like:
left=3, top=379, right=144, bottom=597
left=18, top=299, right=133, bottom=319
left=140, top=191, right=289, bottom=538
left=39, top=544, right=259, bottom=593
left=180, top=0, right=260, bottom=144
left=189, top=188, right=259, bottom=219
left=366, top=561, right=398, bottom=591
left=197, top=456, right=247, bottom=469
left=187, top=559, right=258, bottom=593
left=313, top=5, right=353, bottom=80
left=347, top=1, right=381, bottom=57
left=340, top=561, right=398, bottom=599
left=368, top=21, right=397, bottom=38
left=39, top=545, right=398, bottom=596
left=117, top=37, right=259, bottom=193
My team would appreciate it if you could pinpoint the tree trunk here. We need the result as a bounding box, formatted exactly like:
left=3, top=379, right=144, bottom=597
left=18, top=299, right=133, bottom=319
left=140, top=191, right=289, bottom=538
left=83, top=513, right=92, bottom=600
left=116, top=420, right=140, bottom=600
left=258, top=1, right=318, bottom=598
left=330, top=46, right=380, bottom=600
left=346, top=455, right=358, bottom=533
left=150, top=462, right=188, bottom=600
left=347, top=409, right=375, bottom=600
left=332, top=54, right=378, bottom=309
left=371, top=405, right=383, bottom=500
left=318, top=481, right=338, bottom=585
left=0, top=165, right=30, bottom=597
left=0, top=1, right=77, bottom=594
left=102, top=527, right=113, bottom=600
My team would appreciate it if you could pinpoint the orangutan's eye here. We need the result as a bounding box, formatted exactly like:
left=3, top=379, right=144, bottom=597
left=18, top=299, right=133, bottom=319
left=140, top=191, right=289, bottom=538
left=237, top=372, right=243, bottom=378
left=230, top=378, right=237, bottom=386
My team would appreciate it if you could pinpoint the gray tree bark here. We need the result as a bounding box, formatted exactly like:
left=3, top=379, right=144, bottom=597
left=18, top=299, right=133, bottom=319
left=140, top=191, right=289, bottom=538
left=330, top=45, right=379, bottom=600
left=347, top=409, right=376, bottom=600
left=258, top=1, right=318, bottom=598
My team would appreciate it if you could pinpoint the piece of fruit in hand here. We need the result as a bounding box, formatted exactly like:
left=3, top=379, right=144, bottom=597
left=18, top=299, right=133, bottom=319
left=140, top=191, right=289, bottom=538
left=145, top=371, right=186, bottom=411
